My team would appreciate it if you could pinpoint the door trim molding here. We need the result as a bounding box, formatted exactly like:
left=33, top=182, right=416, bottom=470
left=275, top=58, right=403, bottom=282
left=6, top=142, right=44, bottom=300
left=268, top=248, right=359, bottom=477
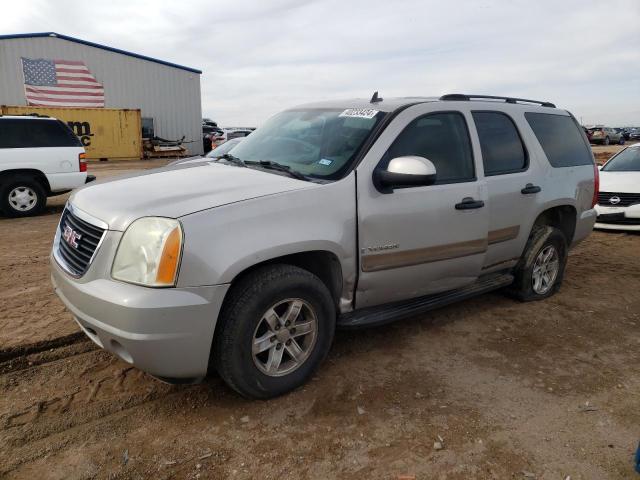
left=488, top=225, right=520, bottom=245
left=361, top=238, right=488, bottom=272
left=361, top=225, right=521, bottom=272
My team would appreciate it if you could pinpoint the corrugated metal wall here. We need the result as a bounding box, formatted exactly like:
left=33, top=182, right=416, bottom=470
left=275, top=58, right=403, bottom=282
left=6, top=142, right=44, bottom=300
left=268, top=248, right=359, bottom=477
left=0, top=35, right=203, bottom=155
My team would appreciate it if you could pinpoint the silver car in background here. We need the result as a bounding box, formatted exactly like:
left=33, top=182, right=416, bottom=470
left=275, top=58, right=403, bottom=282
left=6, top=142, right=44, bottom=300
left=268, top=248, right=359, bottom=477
left=51, top=94, right=597, bottom=398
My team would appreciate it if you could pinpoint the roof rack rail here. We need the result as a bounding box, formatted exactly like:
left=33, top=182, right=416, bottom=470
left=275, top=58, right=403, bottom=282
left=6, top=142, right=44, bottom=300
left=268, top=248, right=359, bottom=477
left=439, top=94, right=556, bottom=108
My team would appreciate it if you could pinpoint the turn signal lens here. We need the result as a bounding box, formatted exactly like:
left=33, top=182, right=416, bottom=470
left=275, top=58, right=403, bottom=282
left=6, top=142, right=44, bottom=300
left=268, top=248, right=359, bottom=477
left=156, top=226, right=182, bottom=285
left=79, top=153, right=87, bottom=172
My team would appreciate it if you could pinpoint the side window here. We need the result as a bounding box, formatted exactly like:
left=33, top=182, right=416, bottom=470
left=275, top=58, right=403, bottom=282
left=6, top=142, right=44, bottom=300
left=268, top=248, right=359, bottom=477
left=29, top=121, right=82, bottom=147
left=0, top=121, right=23, bottom=148
left=472, top=112, right=527, bottom=175
left=384, top=112, right=475, bottom=184
left=0, top=119, right=81, bottom=148
left=525, top=113, right=593, bottom=167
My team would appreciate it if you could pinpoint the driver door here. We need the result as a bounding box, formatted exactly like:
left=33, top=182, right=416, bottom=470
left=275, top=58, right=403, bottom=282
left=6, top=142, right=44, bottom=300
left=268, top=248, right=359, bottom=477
left=355, top=106, right=488, bottom=308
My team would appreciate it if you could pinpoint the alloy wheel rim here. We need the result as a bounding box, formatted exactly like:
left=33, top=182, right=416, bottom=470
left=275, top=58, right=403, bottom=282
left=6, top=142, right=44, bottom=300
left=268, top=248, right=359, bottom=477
left=8, top=186, right=37, bottom=211
left=252, top=298, right=318, bottom=377
left=532, top=245, right=559, bottom=294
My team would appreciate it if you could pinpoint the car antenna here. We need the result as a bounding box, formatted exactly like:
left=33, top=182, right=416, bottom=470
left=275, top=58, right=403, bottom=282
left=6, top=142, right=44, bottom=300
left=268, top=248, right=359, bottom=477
left=370, top=91, right=383, bottom=103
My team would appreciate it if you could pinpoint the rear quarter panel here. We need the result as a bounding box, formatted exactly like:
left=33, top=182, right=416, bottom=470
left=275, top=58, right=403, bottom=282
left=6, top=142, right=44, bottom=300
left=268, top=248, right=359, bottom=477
left=0, top=146, right=85, bottom=190
left=517, top=109, right=596, bottom=246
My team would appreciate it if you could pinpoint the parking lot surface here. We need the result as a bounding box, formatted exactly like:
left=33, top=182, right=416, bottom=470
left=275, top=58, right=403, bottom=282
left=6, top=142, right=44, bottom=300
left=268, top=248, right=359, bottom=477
left=1, top=158, right=639, bottom=479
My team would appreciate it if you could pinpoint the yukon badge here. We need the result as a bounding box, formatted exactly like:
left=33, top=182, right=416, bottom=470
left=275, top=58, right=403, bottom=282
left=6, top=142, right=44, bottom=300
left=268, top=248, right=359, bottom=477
left=361, top=243, right=399, bottom=254
left=62, top=224, right=82, bottom=249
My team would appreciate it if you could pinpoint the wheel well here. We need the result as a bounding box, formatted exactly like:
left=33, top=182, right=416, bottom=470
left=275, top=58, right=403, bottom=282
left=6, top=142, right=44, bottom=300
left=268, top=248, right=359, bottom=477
left=230, top=251, right=343, bottom=311
left=0, top=169, right=51, bottom=194
left=532, top=205, right=577, bottom=244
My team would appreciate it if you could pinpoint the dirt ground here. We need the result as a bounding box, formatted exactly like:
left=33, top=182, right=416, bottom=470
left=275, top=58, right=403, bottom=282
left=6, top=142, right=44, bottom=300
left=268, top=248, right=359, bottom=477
left=1, top=154, right=640, bottom=480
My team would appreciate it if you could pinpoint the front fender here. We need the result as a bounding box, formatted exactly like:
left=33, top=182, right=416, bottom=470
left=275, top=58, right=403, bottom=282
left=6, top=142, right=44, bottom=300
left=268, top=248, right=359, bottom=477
left=176, top=173, right=358, bottom=294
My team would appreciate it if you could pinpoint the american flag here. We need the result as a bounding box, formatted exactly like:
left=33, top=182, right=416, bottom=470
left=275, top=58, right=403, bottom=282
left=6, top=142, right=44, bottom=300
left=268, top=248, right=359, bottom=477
left=21, top=58, right=105, bottom=107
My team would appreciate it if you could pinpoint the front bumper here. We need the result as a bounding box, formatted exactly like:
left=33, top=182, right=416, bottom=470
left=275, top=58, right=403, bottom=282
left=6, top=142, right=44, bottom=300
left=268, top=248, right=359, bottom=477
left=594, top=204, right=640, bottom=232
left=51, top=257, right=229, bottom=380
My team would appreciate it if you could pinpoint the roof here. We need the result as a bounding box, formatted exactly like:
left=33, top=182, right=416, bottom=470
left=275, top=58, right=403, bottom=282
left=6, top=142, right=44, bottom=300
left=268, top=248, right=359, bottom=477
left=292, top=94, right=561, bottom=114
left=0, top=32, right=202, bottom=74
left=294, top=97, right=439, bottom=113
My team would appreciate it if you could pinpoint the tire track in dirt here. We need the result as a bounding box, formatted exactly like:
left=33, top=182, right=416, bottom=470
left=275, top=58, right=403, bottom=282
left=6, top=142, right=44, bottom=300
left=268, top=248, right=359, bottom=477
left=0, top=337, right=97, bottom=375
left=0, top=332, right=88, bottom=363
left=0, top=349, right=181, bottom=475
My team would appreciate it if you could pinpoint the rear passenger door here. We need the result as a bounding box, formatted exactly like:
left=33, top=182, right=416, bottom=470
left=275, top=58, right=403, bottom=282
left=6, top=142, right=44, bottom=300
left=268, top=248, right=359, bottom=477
left=470, top=111, right=543, bottom=271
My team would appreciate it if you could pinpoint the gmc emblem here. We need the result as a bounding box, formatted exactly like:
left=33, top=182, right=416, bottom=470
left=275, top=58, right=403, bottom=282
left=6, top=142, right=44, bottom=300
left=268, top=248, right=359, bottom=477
left=62, top=224, right=82, bottom=249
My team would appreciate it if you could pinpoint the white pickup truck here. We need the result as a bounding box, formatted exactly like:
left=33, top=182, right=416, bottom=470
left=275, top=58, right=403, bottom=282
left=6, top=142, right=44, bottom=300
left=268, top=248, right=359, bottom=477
left=0, top=115, right=94, bottom=217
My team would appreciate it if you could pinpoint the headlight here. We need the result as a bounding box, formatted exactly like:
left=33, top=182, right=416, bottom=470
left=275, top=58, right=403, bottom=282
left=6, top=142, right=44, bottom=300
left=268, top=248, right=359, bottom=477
left=112, top=217, right=183, bottom=287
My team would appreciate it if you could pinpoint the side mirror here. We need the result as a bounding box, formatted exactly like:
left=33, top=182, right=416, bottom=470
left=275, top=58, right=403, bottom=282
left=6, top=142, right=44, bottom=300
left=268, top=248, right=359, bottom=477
left=373, top=156, right=437, bottom=193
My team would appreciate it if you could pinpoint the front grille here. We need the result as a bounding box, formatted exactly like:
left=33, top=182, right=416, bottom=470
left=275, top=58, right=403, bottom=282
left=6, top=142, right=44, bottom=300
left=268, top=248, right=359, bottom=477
left=597, top=192, right=640, bottom=207
left=596, top=212, right=640, bottom=225
left=56, top=208, right=106, bottom=276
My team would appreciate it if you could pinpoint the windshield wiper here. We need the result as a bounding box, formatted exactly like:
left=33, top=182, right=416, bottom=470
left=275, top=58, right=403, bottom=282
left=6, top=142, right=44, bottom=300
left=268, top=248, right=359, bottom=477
left=245, top=160, right=309, bottom=181
left=216, top=153, right=246, bottom=167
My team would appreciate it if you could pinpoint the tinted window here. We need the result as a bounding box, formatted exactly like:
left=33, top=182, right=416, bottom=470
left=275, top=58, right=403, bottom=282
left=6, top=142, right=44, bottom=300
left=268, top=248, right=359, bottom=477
left=384, top=112, right=474, bottom=184
left=0, top=119, right=82, bottom=148
left=526, top=113, right=593, bottom=167
left=472, top=112, right=527, bottom=175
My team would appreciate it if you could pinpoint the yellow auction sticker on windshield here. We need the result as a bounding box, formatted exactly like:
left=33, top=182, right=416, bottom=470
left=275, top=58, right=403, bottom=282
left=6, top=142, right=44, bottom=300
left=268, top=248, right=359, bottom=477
left=339, top=108, right=379, bottom=119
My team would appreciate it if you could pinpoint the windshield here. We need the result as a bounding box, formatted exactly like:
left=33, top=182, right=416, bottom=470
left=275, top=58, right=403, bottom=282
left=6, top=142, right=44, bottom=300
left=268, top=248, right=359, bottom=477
left=228, top=108, right=386, bottom=180
left=602, top=147, right=640, bottom=172
left=205, top=138, right=241, bottom=158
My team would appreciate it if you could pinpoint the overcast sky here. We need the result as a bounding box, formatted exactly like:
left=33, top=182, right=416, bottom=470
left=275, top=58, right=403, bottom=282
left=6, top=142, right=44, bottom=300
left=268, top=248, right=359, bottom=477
left=3, top=0, right=639, bottom=126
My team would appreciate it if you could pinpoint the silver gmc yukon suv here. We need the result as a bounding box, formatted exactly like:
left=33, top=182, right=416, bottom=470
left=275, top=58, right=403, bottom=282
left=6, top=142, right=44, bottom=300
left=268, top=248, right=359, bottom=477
left=51, top=94, right=598, bottom=398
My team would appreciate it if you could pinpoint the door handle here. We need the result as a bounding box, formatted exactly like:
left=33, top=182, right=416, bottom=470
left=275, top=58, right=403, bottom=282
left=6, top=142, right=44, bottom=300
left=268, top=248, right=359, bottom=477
left=455, top=197, right=485, bottom=210
left=521, top=183, right=541, bottom=194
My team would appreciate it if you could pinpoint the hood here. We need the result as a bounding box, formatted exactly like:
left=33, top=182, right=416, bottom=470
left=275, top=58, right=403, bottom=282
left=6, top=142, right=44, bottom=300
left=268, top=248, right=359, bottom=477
left=599, top=171, right=640, bottom=194
left=69, top=161, right=312, bottom=231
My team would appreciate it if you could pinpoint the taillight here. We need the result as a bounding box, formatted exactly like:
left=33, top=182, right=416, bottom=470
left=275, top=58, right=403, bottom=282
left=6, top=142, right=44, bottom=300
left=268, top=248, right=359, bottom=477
left=79, top=153, right=87, bottom=172
left=592, top=163, right=599, bottom=208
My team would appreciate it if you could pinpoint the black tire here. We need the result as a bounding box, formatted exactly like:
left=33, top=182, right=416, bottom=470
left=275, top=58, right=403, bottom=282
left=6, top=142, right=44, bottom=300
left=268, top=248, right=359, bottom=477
left=619, top=137, right=625, bottom=145
left=0, top=175, right=46, bottom=218
left=509, top=226, right=568, bottom=302
left=604, top=136, right=610, bottom=145
left=212, top=264, right=336, bottom=399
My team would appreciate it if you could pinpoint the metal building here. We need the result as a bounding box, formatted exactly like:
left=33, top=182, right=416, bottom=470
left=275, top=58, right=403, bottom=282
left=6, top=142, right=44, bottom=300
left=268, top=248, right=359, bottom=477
left=0, top=32, right=203, bottom=155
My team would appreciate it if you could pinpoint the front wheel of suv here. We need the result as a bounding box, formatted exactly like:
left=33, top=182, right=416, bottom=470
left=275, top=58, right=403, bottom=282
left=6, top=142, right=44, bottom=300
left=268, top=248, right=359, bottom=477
left=212, top=264, right=336, bottom=399
left=0, top=175, right=46, bottom=218
left=509, top=226, right=568, bottom=302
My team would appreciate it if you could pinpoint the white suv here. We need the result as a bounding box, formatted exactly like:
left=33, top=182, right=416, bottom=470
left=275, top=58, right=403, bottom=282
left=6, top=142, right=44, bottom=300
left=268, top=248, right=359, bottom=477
left=0, top=116, right=93, bottom=217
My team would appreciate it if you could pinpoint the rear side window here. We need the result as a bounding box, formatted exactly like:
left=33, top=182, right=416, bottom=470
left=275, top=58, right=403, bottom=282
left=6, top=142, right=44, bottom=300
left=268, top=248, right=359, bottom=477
left=384, top=112, right=475, bottom=184
left=525, top=113, right=593, bottom=167
left=472, top=112, right=527, bottom=175
left=0, top=119, right=82, bottom=148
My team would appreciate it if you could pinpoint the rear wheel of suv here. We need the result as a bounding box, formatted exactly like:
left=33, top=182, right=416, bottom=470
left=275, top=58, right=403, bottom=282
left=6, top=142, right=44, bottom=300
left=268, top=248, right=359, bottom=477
left=509, top=226, right=568, bottom=302
left=213, top=264, right=336, bottom=399
left=0, top=175, right=46, bottom=217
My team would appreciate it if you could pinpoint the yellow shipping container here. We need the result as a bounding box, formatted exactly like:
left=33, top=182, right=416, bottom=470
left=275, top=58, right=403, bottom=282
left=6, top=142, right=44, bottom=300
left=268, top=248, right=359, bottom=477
left=1, top=105, right=142, bottom=160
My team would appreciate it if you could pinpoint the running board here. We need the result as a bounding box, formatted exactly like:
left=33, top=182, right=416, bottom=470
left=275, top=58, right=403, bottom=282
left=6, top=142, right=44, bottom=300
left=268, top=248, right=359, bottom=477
left=338, top=273, right=514, bottom=329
